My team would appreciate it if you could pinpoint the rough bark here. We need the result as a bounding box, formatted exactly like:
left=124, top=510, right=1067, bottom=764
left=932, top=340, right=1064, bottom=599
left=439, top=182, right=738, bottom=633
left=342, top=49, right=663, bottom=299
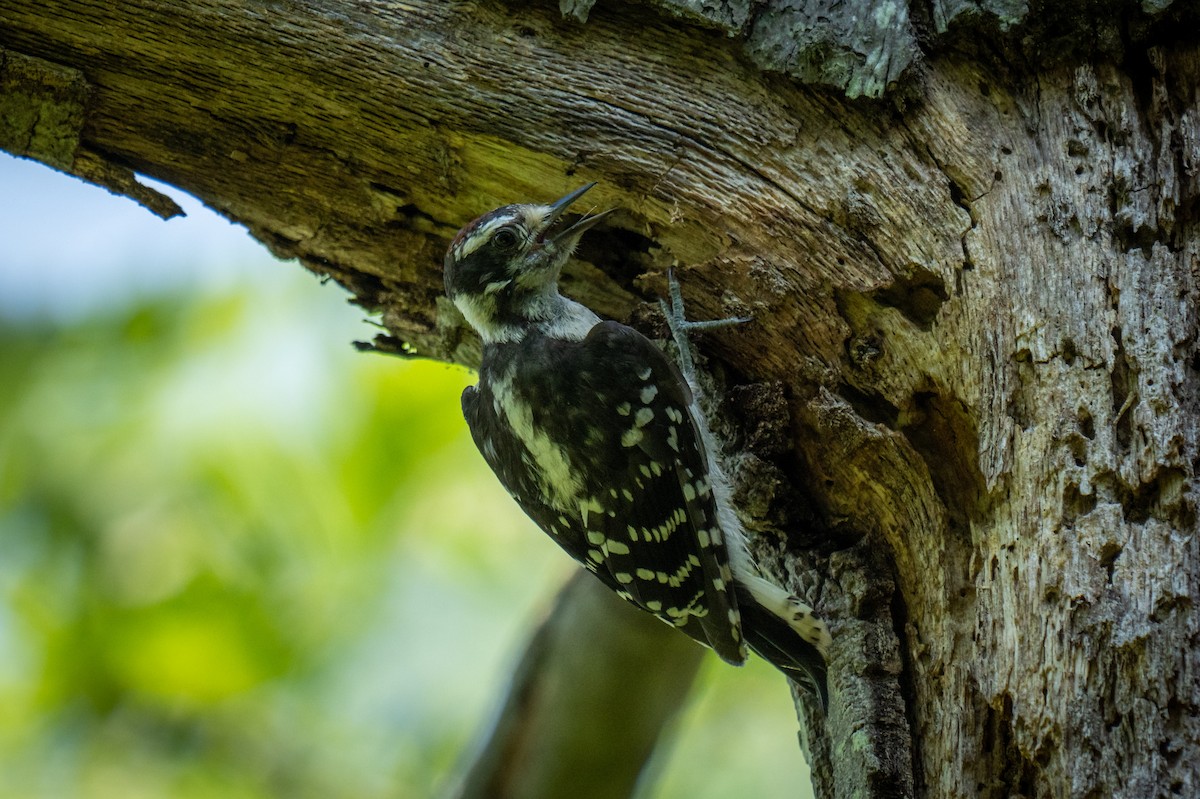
left=2, top=1, right=1198, bottom=797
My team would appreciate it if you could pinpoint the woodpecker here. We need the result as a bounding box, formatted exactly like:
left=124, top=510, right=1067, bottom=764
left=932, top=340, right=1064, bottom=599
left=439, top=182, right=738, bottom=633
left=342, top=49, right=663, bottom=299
left=444, top=183, right=830, bottom=705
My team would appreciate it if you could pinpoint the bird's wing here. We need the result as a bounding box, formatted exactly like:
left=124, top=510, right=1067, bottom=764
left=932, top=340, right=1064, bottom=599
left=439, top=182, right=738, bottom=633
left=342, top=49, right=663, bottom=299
left=462, top=322, right=745, bottom=664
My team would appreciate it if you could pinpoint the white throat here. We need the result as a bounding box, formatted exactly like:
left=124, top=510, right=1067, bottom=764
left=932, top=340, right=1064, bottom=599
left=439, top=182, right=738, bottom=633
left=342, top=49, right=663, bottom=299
left=453, top=290, right=600, bottom=345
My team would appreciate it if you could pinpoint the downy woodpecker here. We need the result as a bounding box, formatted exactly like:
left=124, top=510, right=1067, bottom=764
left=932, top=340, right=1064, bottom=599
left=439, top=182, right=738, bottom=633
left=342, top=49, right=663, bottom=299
left=444, top=183, right=830, bottom=704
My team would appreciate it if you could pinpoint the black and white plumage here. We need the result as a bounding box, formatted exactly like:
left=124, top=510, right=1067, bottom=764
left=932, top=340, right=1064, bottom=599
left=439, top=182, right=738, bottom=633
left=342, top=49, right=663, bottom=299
left=443, top=183, right=830, bottom=704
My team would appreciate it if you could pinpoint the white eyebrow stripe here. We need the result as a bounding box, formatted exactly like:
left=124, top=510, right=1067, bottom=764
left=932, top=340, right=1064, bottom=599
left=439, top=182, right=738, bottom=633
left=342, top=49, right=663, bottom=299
left=456, top=216, right=512, bottom=259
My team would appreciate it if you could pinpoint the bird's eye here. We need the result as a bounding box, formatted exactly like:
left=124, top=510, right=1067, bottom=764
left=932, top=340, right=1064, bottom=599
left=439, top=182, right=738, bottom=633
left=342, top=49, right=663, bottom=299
left=492, top=227, right=520, bottom=251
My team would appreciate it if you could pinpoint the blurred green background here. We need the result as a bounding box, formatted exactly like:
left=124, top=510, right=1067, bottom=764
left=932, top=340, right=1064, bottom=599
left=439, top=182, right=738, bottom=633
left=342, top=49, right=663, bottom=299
left=0, top=153, right=810, bottom=798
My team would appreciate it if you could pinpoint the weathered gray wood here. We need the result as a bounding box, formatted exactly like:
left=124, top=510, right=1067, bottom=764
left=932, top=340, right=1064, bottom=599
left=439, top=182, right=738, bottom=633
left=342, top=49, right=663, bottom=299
left=2, top=2, right=1198, bottom=797
left=573, top=0, right=920, bottom=97
left=930, top=0, right=1032, bottom=33
left=0, top=48, right=181, bottom=217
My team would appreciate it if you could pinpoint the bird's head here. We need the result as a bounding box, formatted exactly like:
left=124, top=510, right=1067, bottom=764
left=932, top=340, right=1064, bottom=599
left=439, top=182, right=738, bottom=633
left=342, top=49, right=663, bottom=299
left=444, top=183, right=611, bottom=342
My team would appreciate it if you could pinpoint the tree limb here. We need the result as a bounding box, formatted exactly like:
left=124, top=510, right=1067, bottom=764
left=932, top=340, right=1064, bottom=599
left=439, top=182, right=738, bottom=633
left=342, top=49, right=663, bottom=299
left=4, top=2, right=1200, bottom=797
left=447, top=572, right=703, bottom=799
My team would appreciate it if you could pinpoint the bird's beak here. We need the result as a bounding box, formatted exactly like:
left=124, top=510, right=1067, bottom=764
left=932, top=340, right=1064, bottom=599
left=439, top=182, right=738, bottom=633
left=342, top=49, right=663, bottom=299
left=541, top=182, right=614, bottom=245
left=546, top=183, right=598, bottom=222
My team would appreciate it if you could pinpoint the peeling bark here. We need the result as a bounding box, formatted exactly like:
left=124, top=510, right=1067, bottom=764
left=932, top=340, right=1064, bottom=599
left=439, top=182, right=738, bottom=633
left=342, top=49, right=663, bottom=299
left=2, top=1, right=1198, bottom=797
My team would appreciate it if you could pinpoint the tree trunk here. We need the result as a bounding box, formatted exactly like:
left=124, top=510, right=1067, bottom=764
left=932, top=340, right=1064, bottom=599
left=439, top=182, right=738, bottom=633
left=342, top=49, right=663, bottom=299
left=3, top=2, right=1198, bottom=796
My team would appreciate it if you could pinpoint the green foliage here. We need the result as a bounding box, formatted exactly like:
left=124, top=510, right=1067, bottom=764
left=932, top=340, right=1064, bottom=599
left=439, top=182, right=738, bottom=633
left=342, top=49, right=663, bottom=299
left=0, top=266, right=809, bottom=799
left=0, top=278, right=562, bottom=797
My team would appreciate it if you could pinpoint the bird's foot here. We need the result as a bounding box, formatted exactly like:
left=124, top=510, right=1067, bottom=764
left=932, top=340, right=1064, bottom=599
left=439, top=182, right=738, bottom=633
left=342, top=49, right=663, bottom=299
left=657, top=270, right=751, bottom=379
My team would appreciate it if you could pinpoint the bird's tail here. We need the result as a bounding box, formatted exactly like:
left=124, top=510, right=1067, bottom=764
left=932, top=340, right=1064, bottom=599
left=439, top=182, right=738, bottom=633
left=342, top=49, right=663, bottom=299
left=734, top=580, right=830, bottom=709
